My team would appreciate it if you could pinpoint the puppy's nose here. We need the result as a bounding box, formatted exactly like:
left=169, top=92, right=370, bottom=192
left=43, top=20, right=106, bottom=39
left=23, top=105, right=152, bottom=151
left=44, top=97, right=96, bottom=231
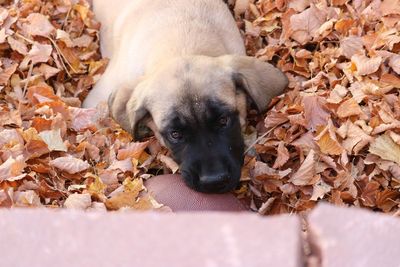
left=199, top=173, right=230, bottom=192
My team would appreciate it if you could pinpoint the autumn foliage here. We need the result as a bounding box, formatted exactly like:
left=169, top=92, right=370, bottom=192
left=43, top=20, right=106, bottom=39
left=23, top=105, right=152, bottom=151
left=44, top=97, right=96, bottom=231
left=235, top=0, right=400, bottom=215
left=0, top=0, right=399, bottom=215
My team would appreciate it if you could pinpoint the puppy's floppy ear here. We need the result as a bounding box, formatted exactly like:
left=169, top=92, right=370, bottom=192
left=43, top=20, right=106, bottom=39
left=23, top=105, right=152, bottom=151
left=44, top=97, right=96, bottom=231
left=108, top=79, right=149, bottom=139
left=220, top=55, right=288, bottom=113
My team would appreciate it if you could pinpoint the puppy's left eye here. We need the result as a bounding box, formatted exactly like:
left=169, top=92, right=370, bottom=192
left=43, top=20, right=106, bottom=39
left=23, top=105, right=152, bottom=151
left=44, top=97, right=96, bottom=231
left=170, top=130, right=183, bottom=141
left=218, top=116, right=229, bottom=127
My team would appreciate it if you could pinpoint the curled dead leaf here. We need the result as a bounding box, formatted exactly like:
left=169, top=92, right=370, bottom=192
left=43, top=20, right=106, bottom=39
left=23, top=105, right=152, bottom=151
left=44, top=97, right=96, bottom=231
left=315, top=121, right=343, bottom=156
left=64, top=193, right=92, bottom=210
left=20, top=43, right=53, bottom=70
left=369, top=135, right=400, bottom=165
left=337, top=98, right=364, bottom=118
left=69, top=107, right=98, bottom=131
left=273, top=141, right=290, bottom=168
left=0, top=63, right=17, bottom=85
left=290, top=149, right=318, bottom=186
left=0, top=155, right=26, bottom=182
left=158, top=154, right=179, bottom=174
left=253, top=161, right=291, bottom=179
left=351, top=54, right=382, bottom=76
left=290, top=5, right=326, bottom=44
left=117, top=141, right=149, bottom=160
left=22, top=13, right=55, bottom=37
left=303, top=95, right=330, bottom=131
left=38, top=128, right=67, bottom=152
left=49, top=156, right=90, bottom=174
left=310, top=179, right=332, bottom=201
left=7, top=36, right=28, bottom=55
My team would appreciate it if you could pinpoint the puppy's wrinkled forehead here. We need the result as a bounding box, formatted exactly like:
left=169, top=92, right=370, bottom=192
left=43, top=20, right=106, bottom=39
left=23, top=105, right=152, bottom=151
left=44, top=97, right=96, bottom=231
left=175, top=92, right=227, bottom=125
left=149, top=60, right=238, bottom=129
left=160, top=92, right=234, bottom=131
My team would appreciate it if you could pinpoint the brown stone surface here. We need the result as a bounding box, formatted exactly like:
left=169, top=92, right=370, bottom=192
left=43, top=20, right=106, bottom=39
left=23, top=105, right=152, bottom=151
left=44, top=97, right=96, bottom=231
left=308, top=204, right=400, bottom=267
left=0, top=209, right=302, bottom=267
left=145, top=175, right=246, bottom=212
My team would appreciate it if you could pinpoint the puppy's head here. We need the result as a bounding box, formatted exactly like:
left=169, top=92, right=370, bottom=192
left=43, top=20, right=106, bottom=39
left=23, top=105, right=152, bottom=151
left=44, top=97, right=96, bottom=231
left=109, top=55, right=288, bottom=193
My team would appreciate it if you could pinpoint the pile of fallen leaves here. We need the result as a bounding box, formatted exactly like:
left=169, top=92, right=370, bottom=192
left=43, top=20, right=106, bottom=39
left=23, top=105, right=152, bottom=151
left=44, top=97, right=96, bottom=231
left=0, top=0, right=174, bottom=211
left=234, top=0, right=400, bottom=215
left=0, top=0, right=399, bottom=215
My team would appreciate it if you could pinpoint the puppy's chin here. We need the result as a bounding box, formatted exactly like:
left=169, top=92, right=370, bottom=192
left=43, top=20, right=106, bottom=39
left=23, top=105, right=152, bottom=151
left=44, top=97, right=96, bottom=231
left=181, top=169, right=241, bottom=194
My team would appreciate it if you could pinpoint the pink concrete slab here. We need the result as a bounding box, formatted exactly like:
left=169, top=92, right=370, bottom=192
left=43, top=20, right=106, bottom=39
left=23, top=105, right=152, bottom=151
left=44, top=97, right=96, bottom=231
left=308, top=204, right=400, bottom=267
left=0, top=209, right=302, bottom=267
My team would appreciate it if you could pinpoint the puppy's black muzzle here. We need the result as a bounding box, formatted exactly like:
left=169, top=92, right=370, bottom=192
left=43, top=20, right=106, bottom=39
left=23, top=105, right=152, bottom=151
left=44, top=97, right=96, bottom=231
left=180, top=140, right=244, bottom=194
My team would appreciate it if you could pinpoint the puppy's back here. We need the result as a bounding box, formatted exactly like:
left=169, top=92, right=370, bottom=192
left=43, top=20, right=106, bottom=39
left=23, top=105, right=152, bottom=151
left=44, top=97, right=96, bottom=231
left=93, top=0, right=150, bottom=58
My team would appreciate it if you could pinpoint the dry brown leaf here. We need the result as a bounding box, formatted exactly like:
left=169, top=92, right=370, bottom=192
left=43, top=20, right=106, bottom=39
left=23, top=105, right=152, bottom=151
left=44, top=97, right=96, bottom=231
left=331, top=0, right=347, bottom=6
left=335, top=18, right=354, bottom=34
left=159, top=154, right=179, bottom=174
left=108, top=158, right=133, bottom=172
left=35, top=64, right=60, bottom=80
left=351, top=54, right=382, bottom=76
left=0, top=129, right=23, bottom=147
left=290, top=5, right=326, bottom=44
left=315, top=121, right=343, bottom=155
left=0, top=156, right=26, bottom=182
left=303, top=96, right=330, bottom=131
left=258, top=197, right=276, bottom=215
left=56, top=29, right=73, bottom=47
left=376, top=189, right=400, bottom=212
left=327, top=84, right=348, bottom=104
left=73, top=34, right=94, bottom=48
left=49, top=156, right=90, bottom=174
left=338, top=121, right=373, bottom=154
left=310, top=179, right=332, bottom=201
left=288, top=0, right=310, bottom=12
left=105, top=190, right=142, bottom=211
left=7, top=36, right=28, bottom=55
left=69, top=107, right=98, bottom=131
left=369, top=135, right=400, bottom=165
left=74, top=4, right=90, bottom=21
left=0, top=189, right=12, bottom=208
left=389, top=54, right=400, bottom=75
left=0, top=63, right=17, bottom=85
left=26, top=84, right=58, bottom=104
left=290, top=149, right=318, bottom=186
left=13, top=190, right=42, bottom=207
left=264, top=111, right=289, bottom=128
left=337, top=98, right=364, bottom=118
left=38, top=128, right=67, bottom=152
left=123, top=178, right=144, bottom=193
left=253, top=161, right=291, bottom=179
left=117, top=141, right=149, bottom=160
left=380, top=0, right=400, bottom=16
left=132, top=195, right=163, bottom=210
left=20, top=43, right=52, bottom=69
left=389, top=131, right=400, bottom=145
left=64, top=193, right=91, bottom=210
left=273, top=141, right=290, bottom=168
left=88, top=174, right=107, bottom=201
left=22, top=13, right=55, bottom=37
left=361, top=181, right=380, bottom=207
left=340, top=36, right=363, bottom=59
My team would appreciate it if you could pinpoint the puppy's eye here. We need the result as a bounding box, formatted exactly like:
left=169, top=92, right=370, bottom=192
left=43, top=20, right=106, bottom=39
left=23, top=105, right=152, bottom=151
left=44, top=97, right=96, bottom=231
left=218, top=116, right=229, bottom=127
left=170, top=130, right=183, bottom=141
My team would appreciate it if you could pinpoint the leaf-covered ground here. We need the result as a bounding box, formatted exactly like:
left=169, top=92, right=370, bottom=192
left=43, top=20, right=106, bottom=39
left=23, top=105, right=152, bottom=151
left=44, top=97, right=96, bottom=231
left=0, top=0, right=399, bottom=215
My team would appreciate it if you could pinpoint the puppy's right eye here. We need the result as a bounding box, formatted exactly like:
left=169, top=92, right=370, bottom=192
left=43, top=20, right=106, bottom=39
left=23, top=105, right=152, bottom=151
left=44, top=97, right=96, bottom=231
left=170, top=130, right=183, bottom=141
left=218, top=116, right=229, bottom=127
